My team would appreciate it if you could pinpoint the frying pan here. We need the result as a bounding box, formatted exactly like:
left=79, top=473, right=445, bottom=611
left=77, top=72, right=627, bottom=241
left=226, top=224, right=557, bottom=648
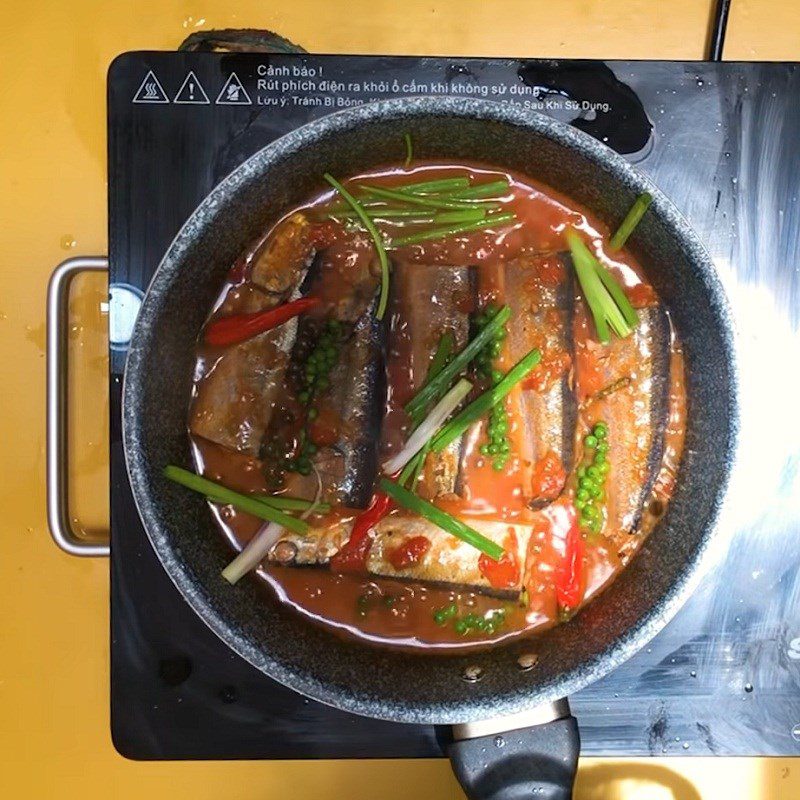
left=117, top=97, right=736, bottom=799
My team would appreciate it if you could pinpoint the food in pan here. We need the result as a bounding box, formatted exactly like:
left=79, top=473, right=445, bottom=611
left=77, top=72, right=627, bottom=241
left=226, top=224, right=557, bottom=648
left=168, top=153, right=685, bottom=650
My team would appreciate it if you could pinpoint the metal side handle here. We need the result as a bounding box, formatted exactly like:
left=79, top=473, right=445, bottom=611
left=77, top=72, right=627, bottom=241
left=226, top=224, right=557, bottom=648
left=46, top=256, right=110, bottom=556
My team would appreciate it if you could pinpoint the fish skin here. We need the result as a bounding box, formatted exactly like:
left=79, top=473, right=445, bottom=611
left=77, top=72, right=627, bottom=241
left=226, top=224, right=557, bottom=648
left=267, top=245, right=384, bottom=507
left=381, top=260, right=476, bottom=499
left=313, top=306, right=387, bottom=508
left=504, top=254, right=576, bottom=504
left=579, top=304, right=671, bottom=540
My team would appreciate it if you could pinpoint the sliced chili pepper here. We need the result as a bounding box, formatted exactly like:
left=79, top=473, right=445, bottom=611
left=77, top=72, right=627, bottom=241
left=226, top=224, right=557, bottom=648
left=530, top=449, right=567, bottom=500
left=387, top=535, right=431, bottom=570
left=330, top=492, right=392, bottom=573
left=205, top=296, right=320, bottom=347
left=553, top=503, right=585, bottom=611
left=478, top=530, right=519, bottom=590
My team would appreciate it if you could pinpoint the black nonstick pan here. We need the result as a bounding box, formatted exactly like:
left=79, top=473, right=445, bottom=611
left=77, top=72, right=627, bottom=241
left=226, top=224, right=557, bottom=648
left=122, top=97, right=737, bottom=799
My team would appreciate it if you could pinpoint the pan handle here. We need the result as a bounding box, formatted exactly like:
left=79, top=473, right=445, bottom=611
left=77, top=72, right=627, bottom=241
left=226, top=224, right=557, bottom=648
left=46, top=256, right=110, bottom=557
left=448, top=699, right=579, bottom=800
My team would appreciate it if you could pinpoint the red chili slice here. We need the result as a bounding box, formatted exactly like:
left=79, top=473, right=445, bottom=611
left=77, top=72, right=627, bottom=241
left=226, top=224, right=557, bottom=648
left=205, top=296, right=320, bottom=347
left=387, top=535, right=431, bottom=570
left=553, top=503, right=585, bottom=610
left=330, top=492, right=392, bottom=574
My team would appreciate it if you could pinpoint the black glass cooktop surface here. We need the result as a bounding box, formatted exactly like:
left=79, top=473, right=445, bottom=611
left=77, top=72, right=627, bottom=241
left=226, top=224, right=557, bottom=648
left=108, top=52, right=800, bottom=759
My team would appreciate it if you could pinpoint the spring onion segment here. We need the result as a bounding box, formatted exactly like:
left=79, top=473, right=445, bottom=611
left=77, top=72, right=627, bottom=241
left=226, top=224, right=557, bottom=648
left=390, top=213, right=515, bottom=248
left=403, top=133, right=413, bottom=167
left=359, top=184, right=485, bottom=210
left=431, top=348, right=542, bottom=453
left=222, top=521, right=284, bottom=585
left=164, top=465, right=308, bottom=535
left=379, top=478, right=504, bottom=561
left=324, top=173, right=390, bottom=321
left=566, top=229, right=635, bottom=344
left=609, top=192, right=652, bottom=251
left=383, top=378, right=472, bottom=475
left=405, top=305, right=511, bottom=418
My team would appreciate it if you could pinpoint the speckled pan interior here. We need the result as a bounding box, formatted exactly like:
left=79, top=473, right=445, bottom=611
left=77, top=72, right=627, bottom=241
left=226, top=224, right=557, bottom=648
left=122, top=97, right=738, bottom=725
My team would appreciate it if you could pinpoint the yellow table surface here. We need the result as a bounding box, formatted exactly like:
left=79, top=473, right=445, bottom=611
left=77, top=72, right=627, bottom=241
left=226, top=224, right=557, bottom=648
left=1, top=1, right=798, bottom=797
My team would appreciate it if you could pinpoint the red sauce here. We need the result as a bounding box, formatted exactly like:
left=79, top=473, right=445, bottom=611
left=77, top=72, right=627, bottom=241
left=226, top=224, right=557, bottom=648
left=188, top=160, right=687, bottom=651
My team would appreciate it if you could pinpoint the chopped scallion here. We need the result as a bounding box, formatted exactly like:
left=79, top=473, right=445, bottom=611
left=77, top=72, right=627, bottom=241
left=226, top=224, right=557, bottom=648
left=609, top=192, right=652, bottom=251
left=379, top=478, right=504, bottom=561
left=164, top=466, right=308, bottom=535
left=431, top=348, right=541, bottom=453
left=324, top=173, right=390, bottom=321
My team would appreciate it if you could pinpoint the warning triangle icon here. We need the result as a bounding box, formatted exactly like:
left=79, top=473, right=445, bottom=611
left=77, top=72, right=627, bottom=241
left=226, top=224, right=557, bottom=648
left=174, top=71, right=210, bottom=104
left=132, top=70, right=169, bottom=104
left=216, top=73, right=252, bottom=105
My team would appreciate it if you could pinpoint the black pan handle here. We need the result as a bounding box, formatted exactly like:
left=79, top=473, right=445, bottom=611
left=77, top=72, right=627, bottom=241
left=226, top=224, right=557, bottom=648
left=447, top=700, right=580, bottom=800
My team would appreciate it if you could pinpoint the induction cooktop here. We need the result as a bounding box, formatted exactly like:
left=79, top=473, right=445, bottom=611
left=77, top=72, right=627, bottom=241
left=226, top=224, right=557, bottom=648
left=108, top=51, right=800, bottom=759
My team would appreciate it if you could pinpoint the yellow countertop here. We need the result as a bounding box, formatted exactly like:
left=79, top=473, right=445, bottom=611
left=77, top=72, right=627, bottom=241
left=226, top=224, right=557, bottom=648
left=1, top=1, right=798, bottom=797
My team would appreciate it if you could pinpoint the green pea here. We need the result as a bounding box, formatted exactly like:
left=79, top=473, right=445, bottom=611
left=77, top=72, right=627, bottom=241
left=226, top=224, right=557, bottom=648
left=582, top=503, right=598, bottom=520
left=298, top=391, right=310, bottom=404
left=433, top=610, right=447, bottom=626
left=480, top=444, right=490, bottom=456
left=485, top=303, right=499, bottom=317
left=587, top=465, right=601, bottom=481
left=579, top=477, right=596, bottom=493
left=575, top=497, right=586, bottom=510
left=594, top=451, right=606, bottom=465
left=593, top=422, right=608, bottom=439
left=496, top=420, right=508, bottom=434
left=490, top=369, right=503, bottom=385
left=595, top=490, right=605, bottom=503
left=577, top=466, right=586, bottom=480
left=445, top=603, right=458, bottom=618
left=589, top=518, right=602, bottom=534
left=576, top=488, right=589, bottom=502
left=584, top=434, right=598, bottom=449
left=490, top=342, right=502, bottom=358
left=598, top=462, right=610, bottom=475
left=488, top=443, right=498, bottom=455
left=327, top=319, right=341, bottom=333
left=492, top=458, right=505, bottom=472
left=590, top=484, right=602, bottom=499
left=596, top=440, right=609, bottom=454
left=499, top=441, right=510, bottom=453
left=308, top=407, right=318, bottom=420
left=316, top=376, right=329, bottom=391
left=474, top=313, right=487, bottom=328
left=454, top=620, right=469, bottom=635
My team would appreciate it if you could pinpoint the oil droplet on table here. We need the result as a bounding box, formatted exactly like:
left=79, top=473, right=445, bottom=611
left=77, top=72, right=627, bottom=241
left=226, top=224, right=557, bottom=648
left=60, top=234, right=77, bottom=249
left=744, top=683, right=754, bottom=693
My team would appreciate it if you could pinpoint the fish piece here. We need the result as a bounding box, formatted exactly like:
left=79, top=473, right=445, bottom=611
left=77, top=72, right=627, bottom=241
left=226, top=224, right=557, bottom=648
left=263, top=242, right=384, bottom=506
left=250, top=213, right=315, bottom=294
left=271, top=513, right=530, bottom=596
left=310, top=307, right=386, bottom=508
left=504, top=254, right=576, bottom=504
left=576, top=304, right=671, bottom=540
left=190, top=285, right=311, bottom=458
left=381, top=260, right=475, bottom=498
left=455, top=254, right=575, bottom=508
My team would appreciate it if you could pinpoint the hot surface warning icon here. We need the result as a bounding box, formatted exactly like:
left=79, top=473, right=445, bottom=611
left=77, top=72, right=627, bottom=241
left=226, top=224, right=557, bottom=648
left=216, top=73, right=252, bottom=105
left=132, top=70, right=169, bottom=104
left=174, top=71, right=210, bottom=104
